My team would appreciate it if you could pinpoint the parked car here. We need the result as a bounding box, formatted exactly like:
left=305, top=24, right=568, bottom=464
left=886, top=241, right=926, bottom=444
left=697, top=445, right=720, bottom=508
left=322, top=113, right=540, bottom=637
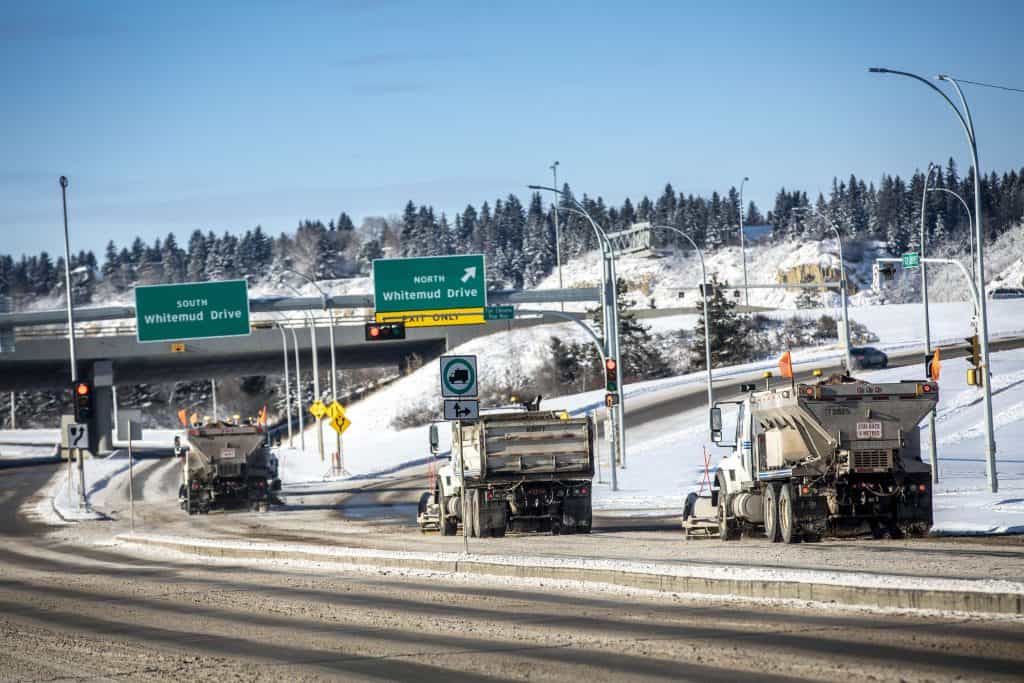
left=990, top=287, right=1024, bottom=300
left=849, top=346, right=888, bottom=369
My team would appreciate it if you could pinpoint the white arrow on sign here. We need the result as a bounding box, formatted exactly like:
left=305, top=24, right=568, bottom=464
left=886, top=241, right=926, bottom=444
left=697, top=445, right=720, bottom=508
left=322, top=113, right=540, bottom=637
left=460, top=266, right=477, bottom=283
left=67, top=423, right=89, bottom=448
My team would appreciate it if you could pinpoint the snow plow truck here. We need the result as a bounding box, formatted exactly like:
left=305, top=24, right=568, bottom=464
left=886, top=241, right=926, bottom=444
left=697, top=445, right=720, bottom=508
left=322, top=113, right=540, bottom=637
left=175, top=420, right=280, bottom=515
left=417, top=409, right=596, bottom=537
left=700, top=373, right=937, bottom=542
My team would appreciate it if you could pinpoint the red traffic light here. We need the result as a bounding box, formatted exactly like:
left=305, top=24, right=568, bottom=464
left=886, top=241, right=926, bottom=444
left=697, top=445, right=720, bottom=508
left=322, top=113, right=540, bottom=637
left=605, top=358, right=617, bottom=371
left=365, top=321, right=406, bottom=341
left=75, top=382, right=90, bottom=396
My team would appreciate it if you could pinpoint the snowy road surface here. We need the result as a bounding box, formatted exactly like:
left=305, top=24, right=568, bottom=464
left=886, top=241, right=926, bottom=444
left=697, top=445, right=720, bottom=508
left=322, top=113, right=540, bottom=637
left=3, top=463, right=1024, bottom=682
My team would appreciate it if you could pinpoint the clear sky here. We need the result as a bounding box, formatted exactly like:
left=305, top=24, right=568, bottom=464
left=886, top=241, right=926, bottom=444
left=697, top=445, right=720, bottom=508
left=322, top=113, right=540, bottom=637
left=2, top=0, right=1022, bottom=259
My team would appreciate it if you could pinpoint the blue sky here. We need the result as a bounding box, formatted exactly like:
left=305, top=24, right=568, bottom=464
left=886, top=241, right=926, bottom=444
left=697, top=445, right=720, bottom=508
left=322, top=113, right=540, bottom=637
left=2, top=0, right=1022, bottom=259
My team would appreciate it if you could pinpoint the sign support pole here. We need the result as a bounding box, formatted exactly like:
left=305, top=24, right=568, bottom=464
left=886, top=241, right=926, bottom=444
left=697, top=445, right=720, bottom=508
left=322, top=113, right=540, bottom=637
left=128, top=432, right=135, bottom=533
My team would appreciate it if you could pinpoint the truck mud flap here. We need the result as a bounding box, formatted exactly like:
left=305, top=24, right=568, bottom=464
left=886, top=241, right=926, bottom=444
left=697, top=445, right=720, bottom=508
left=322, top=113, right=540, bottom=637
left=793, top=495, right=827, bottom=520
left=561, top=495, right=592, bottom=533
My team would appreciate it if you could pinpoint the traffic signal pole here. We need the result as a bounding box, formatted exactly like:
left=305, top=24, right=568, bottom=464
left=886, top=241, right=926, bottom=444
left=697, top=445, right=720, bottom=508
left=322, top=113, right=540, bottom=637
left=59, top=176, right=87, bottom=509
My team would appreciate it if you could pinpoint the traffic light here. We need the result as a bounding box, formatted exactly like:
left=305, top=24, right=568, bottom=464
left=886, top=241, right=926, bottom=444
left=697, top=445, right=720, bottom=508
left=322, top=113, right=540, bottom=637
left=72, top=381, right=93, bottom=422
left=963, top=334, right=981, bottom=368
left=967, top=367, right=984, bottom=387
left=605, top=357, right=618, bottom=392
left=605, top=393, right=619, bottom=407
left=364, top=321, right=406, bottom=341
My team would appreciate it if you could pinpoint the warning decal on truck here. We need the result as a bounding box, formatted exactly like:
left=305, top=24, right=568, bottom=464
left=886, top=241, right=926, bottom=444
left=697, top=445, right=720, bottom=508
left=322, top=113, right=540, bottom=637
left=855, top=422, right=883, bottom=439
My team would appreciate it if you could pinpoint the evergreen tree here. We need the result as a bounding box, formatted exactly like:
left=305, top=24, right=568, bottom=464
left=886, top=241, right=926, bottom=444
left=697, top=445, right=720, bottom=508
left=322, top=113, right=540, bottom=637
left=522, top=192, right=556, bottom=286
left=186, top=230, right=208, bottom=282
left=690, top=275, right=751, bottom=369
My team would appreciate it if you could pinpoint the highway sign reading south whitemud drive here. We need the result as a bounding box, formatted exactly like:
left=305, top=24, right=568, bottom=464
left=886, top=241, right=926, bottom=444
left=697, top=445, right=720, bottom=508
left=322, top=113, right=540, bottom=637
left=373, top=254, right=486, bottom=327
left=135, top=280, right=251, bottom=343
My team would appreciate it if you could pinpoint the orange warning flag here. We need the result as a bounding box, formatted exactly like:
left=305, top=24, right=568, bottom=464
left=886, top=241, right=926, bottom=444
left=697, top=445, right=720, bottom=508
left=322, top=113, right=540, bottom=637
left=177, top=409, right=188, bottom=428
left=930, top=348, right=941, bottom=381
left=258, top=405, right=268, bottom=425
left=189, top=412, right=199, bottom=426
left=778, top=350, right=794, bottom=379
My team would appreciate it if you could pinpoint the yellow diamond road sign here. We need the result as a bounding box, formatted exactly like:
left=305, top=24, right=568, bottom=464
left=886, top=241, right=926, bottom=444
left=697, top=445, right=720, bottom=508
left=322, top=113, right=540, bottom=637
left=327, top=401, right=346, bottom=420
left=329, top=414, right=351, bottom=434
left=309, top=400, right=327, bottom=420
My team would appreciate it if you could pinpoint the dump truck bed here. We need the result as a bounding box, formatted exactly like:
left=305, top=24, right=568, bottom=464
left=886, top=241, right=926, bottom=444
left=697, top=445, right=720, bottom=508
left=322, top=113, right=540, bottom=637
left=455, top=411, right=594, bottom=483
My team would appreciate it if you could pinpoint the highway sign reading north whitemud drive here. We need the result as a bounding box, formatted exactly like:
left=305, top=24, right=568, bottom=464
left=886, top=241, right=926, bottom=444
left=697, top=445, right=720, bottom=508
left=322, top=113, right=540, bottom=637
left=135, top=280, right=251, bottom=343
left=373, top=255, right=486, bottom=327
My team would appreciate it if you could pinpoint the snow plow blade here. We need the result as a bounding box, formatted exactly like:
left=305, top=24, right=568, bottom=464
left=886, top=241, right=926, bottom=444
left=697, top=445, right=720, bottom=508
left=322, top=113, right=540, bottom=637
left=682, top=492, right=719, bottom=538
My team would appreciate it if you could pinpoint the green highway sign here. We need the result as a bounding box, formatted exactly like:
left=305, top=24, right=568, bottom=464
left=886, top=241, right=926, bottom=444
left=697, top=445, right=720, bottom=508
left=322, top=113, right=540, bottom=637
left=135, top=280, right=250, bottom=343
left=484, top=305, right=515, bottom=321
left=373, top=254, right=486, bottom=316
left=902, top=252, right=920, bottom=269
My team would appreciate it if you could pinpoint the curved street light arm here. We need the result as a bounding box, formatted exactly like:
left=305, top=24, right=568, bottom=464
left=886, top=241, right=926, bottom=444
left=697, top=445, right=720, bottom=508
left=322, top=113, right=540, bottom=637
left=869, top=68, right=973, bottom=144
left=649, top=224, right=715, bottom=435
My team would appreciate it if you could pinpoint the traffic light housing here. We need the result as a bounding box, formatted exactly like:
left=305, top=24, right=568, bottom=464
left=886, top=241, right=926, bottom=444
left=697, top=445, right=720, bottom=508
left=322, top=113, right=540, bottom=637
left=963, top=334, right=981, bottom=368
left=365, top=321, right=406, bottom=341
left=605, top=392, right=618, bottom=407
left=605, top=357, right=618, bottom=392
left=967, top=367, right=984, bottom=387
left=72, top=381, right=93, bottom=422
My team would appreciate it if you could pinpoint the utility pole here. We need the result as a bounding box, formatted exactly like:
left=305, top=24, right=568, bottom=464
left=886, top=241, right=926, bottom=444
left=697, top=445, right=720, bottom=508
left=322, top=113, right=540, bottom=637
left=550, top=161, right=564, bottom=312
left=59, top=176, right=86, bottom=509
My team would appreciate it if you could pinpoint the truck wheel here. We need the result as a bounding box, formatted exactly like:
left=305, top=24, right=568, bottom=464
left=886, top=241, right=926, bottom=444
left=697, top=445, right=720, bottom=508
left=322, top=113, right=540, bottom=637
left=763, top=484, right=781, bottom=542
left=778, top=484, right=800, bottom=544
left=472, top=491, right=490, bottom=538
left=438, top=478, right=457, bottom=537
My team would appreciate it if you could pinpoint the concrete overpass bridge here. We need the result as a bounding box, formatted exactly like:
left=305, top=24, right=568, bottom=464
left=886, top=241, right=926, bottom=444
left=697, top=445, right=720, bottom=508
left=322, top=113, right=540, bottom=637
left=0, top=288, right=601, bottom=392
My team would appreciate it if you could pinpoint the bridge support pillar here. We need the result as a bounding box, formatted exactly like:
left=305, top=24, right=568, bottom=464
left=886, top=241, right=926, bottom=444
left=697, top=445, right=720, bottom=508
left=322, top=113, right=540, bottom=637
left=91, top=361, right=115, bottom=455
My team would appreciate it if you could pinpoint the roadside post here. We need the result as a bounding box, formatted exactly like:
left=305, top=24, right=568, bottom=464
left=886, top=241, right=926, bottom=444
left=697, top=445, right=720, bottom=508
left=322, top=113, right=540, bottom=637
left=118, top=410, right=143, bottom=533
left=440, top=355, right=478, bottom=553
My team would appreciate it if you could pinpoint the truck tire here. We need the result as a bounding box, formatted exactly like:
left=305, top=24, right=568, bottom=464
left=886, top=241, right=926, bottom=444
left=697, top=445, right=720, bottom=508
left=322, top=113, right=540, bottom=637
left=438, top=478, right=457, bottom=536
left=763, top=483, right=781, bottom=542
left=718, top=493, right=739, bottom=541
left=472, top=491, right=490, bottom=538
left=778, top=483, right=800, bottom=544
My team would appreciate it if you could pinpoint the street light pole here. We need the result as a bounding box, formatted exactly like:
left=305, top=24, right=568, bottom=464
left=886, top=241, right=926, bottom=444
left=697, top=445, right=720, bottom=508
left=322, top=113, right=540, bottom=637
left=550, top=161, right=564, bottom=312
left=652, top=226, right=713, bottom=432
left=927, top=187, right=975, bottom=282
left=795, top=208, right=852, bottom=371
left=277, top=324, right=293, bottom=446
left=290, top=327, right=305, bottom=450
left=739, top=177, right=750, bottom=309
left=869, top=67, right=997, bottom=491
left=529, top=184, right=626, bottom=477
left=285, top=269, right=341, bottom=466
left=59, top=176, right=86, bottom=509
left=920, top=163, right=940, bottom=484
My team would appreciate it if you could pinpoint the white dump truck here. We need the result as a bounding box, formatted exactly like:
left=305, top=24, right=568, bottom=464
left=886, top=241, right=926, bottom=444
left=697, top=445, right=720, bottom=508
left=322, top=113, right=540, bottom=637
left=704, top=374, right=937, bottom=542
left=417, top=410, right=596, bottom=537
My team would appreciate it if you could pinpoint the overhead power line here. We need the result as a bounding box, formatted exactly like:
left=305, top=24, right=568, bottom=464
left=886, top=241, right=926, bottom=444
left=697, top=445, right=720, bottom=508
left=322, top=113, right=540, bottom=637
left=955, top=77, right=1024, bottom=94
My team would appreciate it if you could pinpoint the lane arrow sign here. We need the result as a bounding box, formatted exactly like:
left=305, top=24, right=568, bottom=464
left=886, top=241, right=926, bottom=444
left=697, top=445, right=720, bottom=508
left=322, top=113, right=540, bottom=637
left=461, top=266, right=477, bottom=283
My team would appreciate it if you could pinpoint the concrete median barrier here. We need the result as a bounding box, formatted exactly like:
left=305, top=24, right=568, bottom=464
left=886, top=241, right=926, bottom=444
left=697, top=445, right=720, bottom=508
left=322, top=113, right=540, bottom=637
left=118, top=533, right=1024, bottom=617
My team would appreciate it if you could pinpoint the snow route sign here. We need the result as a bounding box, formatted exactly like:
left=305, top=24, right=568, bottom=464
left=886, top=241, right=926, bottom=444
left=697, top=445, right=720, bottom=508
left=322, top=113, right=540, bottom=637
left=135, top=280, right=250, bottom=343
left=440, top=355, right=478, bottom=398
left=373, top=255, right=486, bottom=328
